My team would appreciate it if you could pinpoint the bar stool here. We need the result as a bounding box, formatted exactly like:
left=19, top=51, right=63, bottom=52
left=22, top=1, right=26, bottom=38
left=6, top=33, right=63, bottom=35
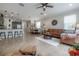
left=0, top=32, right=6, bottom=39
left=7, top=31, right=13, bottom=39
left=14, top=31, right=18, bottom=38
left=18, top=31, right=23, bottom=37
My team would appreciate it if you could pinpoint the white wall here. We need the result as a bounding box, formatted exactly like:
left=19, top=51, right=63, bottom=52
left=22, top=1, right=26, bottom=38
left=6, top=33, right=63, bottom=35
left=41, top=8, right=79, bottom=29
left=4, top=17, right=13, bottom=29
left=42, top=16, right=64, bottom=29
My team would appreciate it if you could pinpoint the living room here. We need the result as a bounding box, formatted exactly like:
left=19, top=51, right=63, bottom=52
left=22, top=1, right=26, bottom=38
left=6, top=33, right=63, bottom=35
left=0, top=3, right=79, bottom=56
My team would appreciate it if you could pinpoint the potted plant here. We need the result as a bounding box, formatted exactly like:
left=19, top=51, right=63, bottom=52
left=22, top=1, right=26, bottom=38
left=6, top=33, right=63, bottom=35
left=69, top=43, right=79, bottom=56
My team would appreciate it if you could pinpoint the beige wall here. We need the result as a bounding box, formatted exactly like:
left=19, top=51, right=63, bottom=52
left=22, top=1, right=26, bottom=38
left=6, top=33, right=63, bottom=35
left=42, top=16, right=64, bottom=29
left=41, top=8, right=79, bottom=29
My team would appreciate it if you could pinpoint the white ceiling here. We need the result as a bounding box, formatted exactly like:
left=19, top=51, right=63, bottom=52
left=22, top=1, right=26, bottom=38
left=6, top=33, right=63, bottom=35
left=0, top=3, right=79, bottom=20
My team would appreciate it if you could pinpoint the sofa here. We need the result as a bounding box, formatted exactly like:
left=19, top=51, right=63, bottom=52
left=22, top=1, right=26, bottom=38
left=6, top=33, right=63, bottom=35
left=60, top=33, right=76, bottom=45
left=60, top=30, right=79, bottom=45
left=47, top=29, right=64, bottom=38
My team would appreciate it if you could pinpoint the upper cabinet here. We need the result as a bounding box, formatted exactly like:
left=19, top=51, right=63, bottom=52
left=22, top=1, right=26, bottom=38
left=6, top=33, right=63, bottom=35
left=0, top=13, right=4, bottom=29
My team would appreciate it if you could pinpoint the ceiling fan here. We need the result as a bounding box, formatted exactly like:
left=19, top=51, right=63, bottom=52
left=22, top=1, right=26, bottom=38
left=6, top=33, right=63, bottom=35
left=36, top=3, right=53, bottom=11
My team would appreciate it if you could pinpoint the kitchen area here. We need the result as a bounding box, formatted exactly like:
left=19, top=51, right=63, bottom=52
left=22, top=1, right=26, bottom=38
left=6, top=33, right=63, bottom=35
left=0, top=11, right=23, bottom=40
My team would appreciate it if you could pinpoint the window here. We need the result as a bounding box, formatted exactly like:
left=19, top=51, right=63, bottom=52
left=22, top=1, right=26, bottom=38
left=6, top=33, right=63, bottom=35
left=36, top=21, right=41, bottom=29
left=64, top=14, right=76, bottom=30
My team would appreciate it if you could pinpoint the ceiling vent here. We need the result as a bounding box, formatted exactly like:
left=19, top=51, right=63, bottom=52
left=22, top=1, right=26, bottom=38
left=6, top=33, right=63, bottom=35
left=19, top=3, right=24, bottom=7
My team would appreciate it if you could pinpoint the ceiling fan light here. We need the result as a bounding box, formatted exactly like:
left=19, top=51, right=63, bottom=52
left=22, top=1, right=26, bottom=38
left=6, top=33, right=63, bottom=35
left=44, top=13, right=46, bottom=16
left=43, top=6, right=46, bottom=8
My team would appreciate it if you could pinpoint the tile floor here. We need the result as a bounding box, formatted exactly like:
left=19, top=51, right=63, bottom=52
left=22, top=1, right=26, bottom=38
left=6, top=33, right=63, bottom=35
left=0, top=31, right=39, bottom=55
left=36, top=37, right=71, bottom=56
left=0, top=30, right=71, bottom=56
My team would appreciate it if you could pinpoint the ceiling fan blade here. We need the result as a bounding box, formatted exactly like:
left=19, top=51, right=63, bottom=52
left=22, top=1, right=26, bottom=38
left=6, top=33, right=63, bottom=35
left=36, top=6, right=43, bottom=9
left=41, top=3, right=48, bottom=6
left=46, top=5, right=53, bottom=8
left=34, top=3, right=41, bottom=6
left=41, top=3, right=44, bottom=6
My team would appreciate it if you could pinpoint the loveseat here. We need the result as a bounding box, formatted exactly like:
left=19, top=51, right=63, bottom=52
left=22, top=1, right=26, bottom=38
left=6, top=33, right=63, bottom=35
left=47, top=29, right=64, bottom=38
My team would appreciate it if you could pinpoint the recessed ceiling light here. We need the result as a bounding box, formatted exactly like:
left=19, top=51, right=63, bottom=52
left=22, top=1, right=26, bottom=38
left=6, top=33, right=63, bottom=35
left=69, top=4, right=72, bottom=6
